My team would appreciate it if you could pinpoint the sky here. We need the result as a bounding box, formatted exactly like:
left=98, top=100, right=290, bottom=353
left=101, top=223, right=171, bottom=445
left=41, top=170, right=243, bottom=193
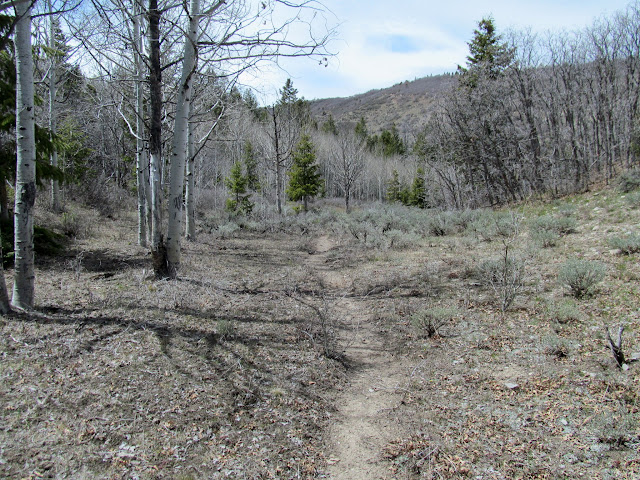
left=243, top=0, right=634, bottom=104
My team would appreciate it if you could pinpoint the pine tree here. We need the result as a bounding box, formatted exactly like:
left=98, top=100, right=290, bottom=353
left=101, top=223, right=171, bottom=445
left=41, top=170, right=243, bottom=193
left=410, top=167, right=427, bottom=208
left=380, top=125, right=405, bottom=157
left=225, top=162, right=253, bottom=215
left=386, top=170, right=401, bottom=203
left=321, top=114, right=338, bottom=136
left=287, top=134, right=322, bottom=212
left=355, top=116, right=368, bottom=142
left=457, top=17, right=513, bottom=87
left=243, top=140, right=260, bottom=192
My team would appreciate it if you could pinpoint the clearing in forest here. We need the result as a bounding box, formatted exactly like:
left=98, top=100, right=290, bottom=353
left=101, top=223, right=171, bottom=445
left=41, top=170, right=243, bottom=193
left=1, top=187, right=639, bottom=479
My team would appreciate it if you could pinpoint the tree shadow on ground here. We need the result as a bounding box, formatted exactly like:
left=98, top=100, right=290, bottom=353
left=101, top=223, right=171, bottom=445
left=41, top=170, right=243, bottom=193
left=36, top=247, right=149, bottom=274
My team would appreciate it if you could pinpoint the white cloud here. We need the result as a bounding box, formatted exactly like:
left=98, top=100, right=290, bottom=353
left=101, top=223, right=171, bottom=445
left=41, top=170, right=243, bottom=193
left=240, top=0, right=634, bottom=103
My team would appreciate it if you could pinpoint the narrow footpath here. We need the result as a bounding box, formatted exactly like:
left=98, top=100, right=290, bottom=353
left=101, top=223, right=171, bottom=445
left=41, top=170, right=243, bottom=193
left=306, top=236, right=410, bottom=480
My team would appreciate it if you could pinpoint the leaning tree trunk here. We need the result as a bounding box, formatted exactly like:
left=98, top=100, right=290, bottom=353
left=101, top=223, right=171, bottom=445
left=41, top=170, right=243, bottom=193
left=148, top=0, right=168, bottom=277
left=13, top=0, right=36, bottom=309
left=165, top=0, right=200, bottom=277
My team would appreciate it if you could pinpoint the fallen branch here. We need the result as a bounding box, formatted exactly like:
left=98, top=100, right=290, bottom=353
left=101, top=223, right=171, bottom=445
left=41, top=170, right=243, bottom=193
left=604, top=323, right=626, bottom=368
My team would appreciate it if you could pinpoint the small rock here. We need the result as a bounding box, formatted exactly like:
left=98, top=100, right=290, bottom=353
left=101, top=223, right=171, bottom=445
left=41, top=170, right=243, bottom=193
left=504, top=382, right=519, bottom=390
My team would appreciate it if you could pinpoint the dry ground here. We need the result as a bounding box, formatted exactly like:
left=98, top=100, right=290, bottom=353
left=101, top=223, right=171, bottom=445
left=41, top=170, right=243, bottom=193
left=1, top=187, right=639, bottom=479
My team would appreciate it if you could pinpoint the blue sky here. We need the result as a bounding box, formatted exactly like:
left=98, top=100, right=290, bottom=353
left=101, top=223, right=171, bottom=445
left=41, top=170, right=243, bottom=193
left=243, top=0, right=635, bottom=103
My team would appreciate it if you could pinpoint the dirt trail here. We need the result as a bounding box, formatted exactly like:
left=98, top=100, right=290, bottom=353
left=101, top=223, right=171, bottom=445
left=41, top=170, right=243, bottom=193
left=308, top=236, right=408, bottom=480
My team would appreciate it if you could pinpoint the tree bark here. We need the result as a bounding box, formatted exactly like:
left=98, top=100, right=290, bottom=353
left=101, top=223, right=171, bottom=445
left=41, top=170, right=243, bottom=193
left=13, top=0, right=36, bottom=309
left=185, top=120, right=196, bottom=241
left=48, top=0, right=60, bottom=212
left=134, top=0, right=147, bottom=247
left=0, top=232, right=10, bottom=313
left=166, top=0, right=200, bottom=276
left=271, top=109, right=283, bottom=215
left=148, top=0, right=167, bottom=277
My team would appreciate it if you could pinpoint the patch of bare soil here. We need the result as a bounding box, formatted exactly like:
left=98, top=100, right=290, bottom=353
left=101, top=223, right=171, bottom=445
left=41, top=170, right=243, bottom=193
left=306, top=236, right=412, bottom=479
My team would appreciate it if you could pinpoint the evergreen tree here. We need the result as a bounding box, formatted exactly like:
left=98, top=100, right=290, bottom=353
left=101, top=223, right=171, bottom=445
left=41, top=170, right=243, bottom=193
left=321, top=114, right=338, bottom=135
left=242, top=89, right=267, bottom=122
left=457, top=17, right=513, bottom=87
left=410, top=167, right=427, bottom=208
left=386, top=169, right=402, bottom=203
left=355, top=116, right=368, bottom=142
left=287, top=134, right=322, bottom=212
left=270, top=78, right=311, bottom=214
left=399, top=185, right=411, bottom=206
left=279, top=78, right=298, bottom=105
left=225, top=161, right=253, bottom=215
left=380, top=125, right=405, bottom=157
left=243, top=140, right=260, bottom=191
left=0, top=16, right=62, bottom=220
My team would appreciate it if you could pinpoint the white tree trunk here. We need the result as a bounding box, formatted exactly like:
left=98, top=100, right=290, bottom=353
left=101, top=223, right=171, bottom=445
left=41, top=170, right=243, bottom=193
left=166, top=0, right=200, bottom=275
left=13, top=1, right=36, bottom=309
left=48, top=0, right=60, bottom=212
left=185, top=119, right=196, bottom=241
left=148, top=0, right=165, bottom=277
left=134, top=0, right=147, bottom=247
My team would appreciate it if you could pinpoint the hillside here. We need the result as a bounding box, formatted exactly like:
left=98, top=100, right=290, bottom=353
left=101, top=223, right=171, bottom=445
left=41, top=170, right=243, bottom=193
left=309, top=74, right=456, bottom=136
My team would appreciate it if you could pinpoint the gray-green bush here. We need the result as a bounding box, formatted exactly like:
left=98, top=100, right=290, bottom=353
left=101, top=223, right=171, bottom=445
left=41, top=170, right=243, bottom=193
left=477, top=256, right=525, bottom=311
left=558, top=258, right=606, bottom=298
left=529, top=215, right=576, bottom=247
left=618, top=169, right=640, bottom=193
left=609, top=233, right=640, bottom=254
left=547, top=299, right=583, bottom=324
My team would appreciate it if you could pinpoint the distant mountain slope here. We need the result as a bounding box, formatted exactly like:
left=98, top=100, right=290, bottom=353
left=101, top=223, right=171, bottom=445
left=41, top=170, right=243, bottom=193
left=310, top=74, right=456, bottom=136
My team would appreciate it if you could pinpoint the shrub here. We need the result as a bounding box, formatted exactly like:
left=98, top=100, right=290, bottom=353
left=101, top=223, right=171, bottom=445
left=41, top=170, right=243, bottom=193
left=624, top=191, right=640, bottom=208
left=544, top=335, right=570, bottom=359
left=216, top=318, right=234, bottom=339
left=452, top=209, right=481, bottom=231
left=608, top=233, right=640, bottom=254
left=477, top=256, right=525, bottom=311
left=61, top=211, right=86, bottom=238
left=469, top=210, right=520, bottom=242
left=411, top=307, right=458, bottom=338
left=553, top=216, right=577, bottom=235
left=618, top=169, right=640, bottom=193
left=385, top=229, right=421, bottom=249
left=428, top=211, right=454, bottom=237
left=529, top=215, right=576, bottom=247
left=558, top=258, right=606, bottom=298
left=492, top=212, right=521, bottom=239
left=466, top=210, right=495, bottom=240
left=547, top=299, right=582, bottom=324
left=531, top=228, right=560, bottom=248
left=216, top=221, right=240, bottom=239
